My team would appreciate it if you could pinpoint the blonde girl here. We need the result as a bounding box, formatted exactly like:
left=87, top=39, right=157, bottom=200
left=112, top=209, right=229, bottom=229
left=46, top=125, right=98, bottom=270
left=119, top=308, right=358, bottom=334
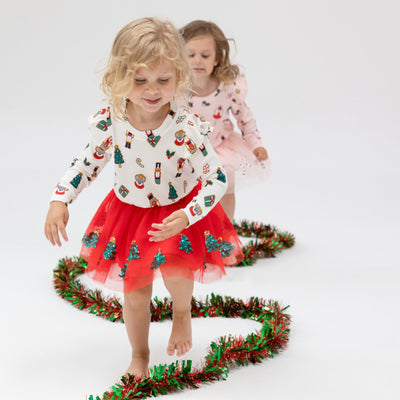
left=44, top=17, right=243, bottom=378
left=180, top=20, right=269, bottom=221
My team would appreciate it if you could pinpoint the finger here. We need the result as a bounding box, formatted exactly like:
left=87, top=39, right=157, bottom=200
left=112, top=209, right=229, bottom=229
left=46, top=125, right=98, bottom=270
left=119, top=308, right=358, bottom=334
left=59, top=223, right=69, bottom=243
left=50, top=226, right=61, bottom=247
left=149, top=236, right=165, bottom=242
left=149, top=232, right=169, bottom=242
left=151, top=222, right=166, bottom=230
left=54, top=229, right=62, bottom=247
left=47, top=225, right=59, bottom=246
left=149, top=226, right=176, bottom=241
left=151, top=218, right=179, bottom=232
left=45, top=225, right=56, bottom=246
left=148, top=229, right=162, bottom=237
left=148, top=229, right=169, bottom=239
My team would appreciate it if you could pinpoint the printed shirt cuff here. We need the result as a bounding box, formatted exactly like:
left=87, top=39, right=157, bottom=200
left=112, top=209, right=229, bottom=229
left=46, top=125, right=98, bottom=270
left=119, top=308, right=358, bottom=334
left=182, top=202, right=204, bottom=227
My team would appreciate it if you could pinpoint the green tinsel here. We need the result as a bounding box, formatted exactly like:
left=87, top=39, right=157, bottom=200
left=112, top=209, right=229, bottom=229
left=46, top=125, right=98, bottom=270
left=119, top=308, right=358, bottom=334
left=52, top=220, right=295, bottom=399
left=53, top=257, right=290, bottom=399
left=233, top=220, right=295, bottom=266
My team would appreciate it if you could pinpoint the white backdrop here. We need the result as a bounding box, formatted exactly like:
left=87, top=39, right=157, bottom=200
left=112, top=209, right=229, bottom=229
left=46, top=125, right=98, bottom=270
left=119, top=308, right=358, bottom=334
left=1, top=0, right=399, bottom=399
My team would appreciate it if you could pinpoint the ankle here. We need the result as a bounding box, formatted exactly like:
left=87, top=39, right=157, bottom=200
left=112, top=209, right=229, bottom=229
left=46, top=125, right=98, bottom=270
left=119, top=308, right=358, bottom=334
left=131, top=349, right=150, bottom=360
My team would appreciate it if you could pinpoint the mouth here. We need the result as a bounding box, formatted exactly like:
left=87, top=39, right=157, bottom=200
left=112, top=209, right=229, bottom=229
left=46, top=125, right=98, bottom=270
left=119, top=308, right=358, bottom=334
left=193, top=68, right=205, bottom=73
left=144, top=98, right=161, bottom=105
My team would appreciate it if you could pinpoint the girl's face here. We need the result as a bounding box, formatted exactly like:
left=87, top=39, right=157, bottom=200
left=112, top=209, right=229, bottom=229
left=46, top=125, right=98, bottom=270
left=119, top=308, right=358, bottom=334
left=186, top=34, right=218, bottom=79
left=127, top=61, right=177, bottom=115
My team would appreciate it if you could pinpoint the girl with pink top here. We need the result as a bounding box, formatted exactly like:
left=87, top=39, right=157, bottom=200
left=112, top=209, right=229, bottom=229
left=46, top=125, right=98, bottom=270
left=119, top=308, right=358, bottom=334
left=180, top=20, right=269, bottom=221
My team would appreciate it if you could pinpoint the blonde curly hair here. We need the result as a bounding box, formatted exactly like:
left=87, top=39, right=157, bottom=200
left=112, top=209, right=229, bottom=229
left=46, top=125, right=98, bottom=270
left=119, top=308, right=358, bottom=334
left=180, top=20, right=240, bottom=84
left=101, top=17, right=191, bottom=119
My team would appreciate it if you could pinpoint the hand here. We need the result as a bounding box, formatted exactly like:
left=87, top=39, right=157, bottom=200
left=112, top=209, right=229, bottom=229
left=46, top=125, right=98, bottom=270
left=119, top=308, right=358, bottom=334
left=148, top=210, right=189, bottom=242
left=253, top=146, right=269, bottom=161
left=44, top=201, right=69, bottom=246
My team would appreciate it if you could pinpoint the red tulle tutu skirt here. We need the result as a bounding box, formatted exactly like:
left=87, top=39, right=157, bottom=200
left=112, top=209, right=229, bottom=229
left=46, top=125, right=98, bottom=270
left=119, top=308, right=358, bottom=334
left=80, top=183, right=243, bottom=292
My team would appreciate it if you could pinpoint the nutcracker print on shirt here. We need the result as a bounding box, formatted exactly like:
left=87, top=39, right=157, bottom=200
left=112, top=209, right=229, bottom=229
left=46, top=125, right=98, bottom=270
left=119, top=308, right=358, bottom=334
left=51, top=102, right=228, bottom=226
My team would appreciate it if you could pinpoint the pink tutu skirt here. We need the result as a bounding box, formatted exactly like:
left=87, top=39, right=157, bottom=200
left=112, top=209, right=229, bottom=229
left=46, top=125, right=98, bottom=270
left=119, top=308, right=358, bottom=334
left=80, top=183, right=243, bottom=292
left=215, top=132, right=271, bottom=193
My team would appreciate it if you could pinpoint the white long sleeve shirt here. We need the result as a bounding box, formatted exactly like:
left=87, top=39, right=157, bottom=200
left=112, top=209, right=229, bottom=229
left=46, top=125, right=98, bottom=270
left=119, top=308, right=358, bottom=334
left=51, top=102, right=228, bottom=226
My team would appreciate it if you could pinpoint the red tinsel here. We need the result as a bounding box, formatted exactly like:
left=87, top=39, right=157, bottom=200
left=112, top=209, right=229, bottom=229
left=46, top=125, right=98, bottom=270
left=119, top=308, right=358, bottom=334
left=52, top=220, right=294, bottom=399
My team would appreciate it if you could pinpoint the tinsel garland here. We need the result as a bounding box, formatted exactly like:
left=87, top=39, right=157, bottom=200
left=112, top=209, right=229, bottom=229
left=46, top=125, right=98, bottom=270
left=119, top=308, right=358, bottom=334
left=233, top=220, right=295, bottom=266
left=53, top=220, right=294, bottom=399
left=54, top=258, right=290, bottom=400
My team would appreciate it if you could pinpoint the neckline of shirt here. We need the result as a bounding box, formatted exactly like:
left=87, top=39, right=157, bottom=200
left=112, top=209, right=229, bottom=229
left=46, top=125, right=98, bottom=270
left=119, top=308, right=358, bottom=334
left=189, top=81, right=226, bottom=100
left=123, top=101, right=178, bottom=137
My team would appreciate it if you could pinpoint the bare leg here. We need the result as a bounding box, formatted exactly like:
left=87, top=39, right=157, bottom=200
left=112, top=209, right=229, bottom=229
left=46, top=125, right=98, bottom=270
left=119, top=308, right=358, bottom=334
left=219, top=193, right=236, bottom=222
left=123, top=283, right=153, bottom=377
left=163, top=276, right=194, bottom=357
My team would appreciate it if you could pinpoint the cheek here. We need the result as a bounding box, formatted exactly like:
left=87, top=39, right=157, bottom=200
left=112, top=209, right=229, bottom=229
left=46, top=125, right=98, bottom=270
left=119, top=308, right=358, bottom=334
left=167, top=80, right=177, bottom=95
left=127, top=86, right=138, bottom=99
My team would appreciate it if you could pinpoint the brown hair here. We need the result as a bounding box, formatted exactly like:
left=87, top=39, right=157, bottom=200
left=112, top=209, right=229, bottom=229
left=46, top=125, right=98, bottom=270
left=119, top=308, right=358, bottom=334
left=101, top=17, right=191, bottom=119
left=180, top=20, right=240, bottom=83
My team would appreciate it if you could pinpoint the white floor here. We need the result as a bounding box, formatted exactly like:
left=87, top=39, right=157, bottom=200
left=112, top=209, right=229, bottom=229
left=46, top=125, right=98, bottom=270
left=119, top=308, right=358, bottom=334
left=1, top=1, right=399, bottom=399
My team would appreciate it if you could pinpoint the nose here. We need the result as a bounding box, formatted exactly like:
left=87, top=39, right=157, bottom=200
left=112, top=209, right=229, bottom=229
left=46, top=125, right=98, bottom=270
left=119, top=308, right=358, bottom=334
left=146, top=82, right=159, bottom=95
left=192, top=54, right=202, bottom=65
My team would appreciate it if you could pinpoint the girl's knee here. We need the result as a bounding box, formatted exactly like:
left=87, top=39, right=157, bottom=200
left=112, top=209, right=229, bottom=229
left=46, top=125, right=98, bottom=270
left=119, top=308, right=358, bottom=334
left=163, top=276, right=182, bottom=285
left=163, top=275, right=194, bottom=288
left=124, top=284, right=152, bottom=307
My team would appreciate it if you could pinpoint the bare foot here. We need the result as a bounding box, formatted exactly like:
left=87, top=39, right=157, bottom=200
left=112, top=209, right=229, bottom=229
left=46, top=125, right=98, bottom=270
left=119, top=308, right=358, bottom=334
left=125, top=353, right=149, bottom=379
left=167, top=310, right=192, bottom=357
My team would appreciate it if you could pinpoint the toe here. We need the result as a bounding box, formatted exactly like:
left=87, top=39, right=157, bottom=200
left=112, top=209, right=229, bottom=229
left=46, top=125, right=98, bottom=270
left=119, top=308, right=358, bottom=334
left=167, top=342, right=176, bottom=356
left=181, top=342, right=190, bottom=356
left=185, top=341, right=191, bottom=354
